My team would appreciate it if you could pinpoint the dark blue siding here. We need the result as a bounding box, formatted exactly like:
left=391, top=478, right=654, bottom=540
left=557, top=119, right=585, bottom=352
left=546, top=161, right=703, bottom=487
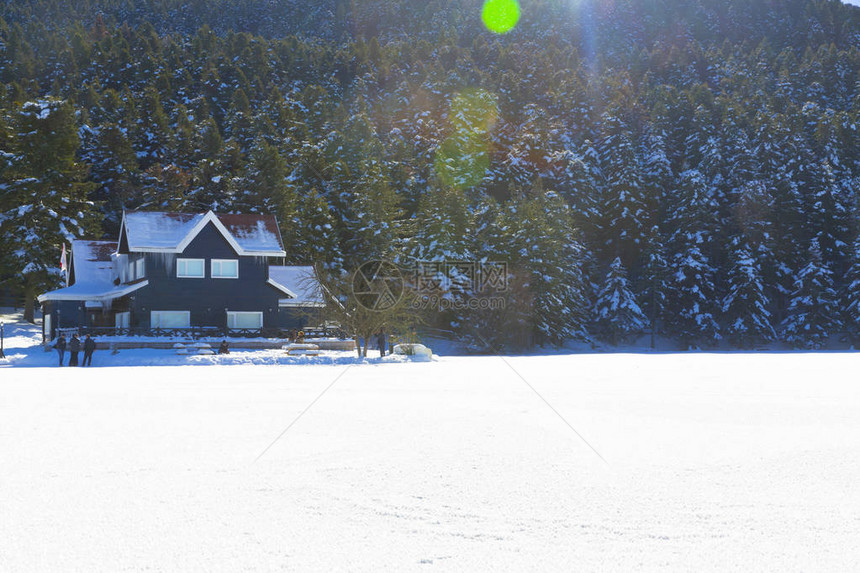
left=128, top=222, right=282, bottom=328
left=278, top=308, right=322, bottom=329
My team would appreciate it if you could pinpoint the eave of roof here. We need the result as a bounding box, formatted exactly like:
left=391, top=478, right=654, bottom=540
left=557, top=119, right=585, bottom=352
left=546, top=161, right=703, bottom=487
left=38, top=279, right=149, bottom=303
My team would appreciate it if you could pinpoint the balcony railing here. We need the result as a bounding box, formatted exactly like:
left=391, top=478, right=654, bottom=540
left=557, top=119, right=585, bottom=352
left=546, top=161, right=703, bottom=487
left=72, top=325, right=348, bottom=340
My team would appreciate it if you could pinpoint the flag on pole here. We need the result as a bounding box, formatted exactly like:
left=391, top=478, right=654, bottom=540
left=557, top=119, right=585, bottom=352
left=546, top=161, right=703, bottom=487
left=60, top=243, right=68, bottom=286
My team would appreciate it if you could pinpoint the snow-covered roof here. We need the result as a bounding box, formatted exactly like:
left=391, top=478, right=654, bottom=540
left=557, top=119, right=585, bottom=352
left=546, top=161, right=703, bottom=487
left=268, top=266, right=326, bottom=307
left=121, top=210, right=285, bottom=256
left=38, top=240, right=149, bottom=303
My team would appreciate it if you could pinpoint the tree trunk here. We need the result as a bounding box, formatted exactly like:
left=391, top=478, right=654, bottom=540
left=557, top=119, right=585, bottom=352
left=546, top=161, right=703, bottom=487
left=354, top=335, right=361, bottom=358
left=650, top=288, right=656, bottom=349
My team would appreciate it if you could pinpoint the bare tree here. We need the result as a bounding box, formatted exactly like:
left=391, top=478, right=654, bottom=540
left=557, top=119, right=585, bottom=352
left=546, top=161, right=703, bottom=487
left=313, top=263, right=421, bottom=358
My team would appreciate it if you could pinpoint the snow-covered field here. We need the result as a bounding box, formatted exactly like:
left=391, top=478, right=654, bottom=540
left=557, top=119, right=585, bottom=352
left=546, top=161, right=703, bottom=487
left=2, top=346, right=860, bottom=571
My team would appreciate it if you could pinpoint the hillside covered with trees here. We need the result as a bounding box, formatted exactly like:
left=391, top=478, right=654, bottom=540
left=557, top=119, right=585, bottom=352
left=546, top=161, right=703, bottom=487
left=2, top=0, right=860, bottom=349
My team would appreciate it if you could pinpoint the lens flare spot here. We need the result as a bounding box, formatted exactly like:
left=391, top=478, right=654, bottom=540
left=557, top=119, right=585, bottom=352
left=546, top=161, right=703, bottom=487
left=481, top=0, right=520, bottom=34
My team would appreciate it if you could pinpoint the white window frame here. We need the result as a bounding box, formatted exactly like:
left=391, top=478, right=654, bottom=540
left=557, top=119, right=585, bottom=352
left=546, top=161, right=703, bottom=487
left=176, top=258, right=205, bottom=278
left=226, top=311, right=263, bottom=330
left=151, top=310, right=191, bottom=328
left=211, top=258, right=239, bottom=279
left=115, top=311, right=130, bottom=329
left=134, top=257, right=145, bottom=280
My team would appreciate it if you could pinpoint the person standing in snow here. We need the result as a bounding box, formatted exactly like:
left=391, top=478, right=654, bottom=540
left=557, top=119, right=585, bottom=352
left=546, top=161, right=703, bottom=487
left=54, top=334, right=67, bottom=366
left=377, top=331, right=387, bottom=357
left=218, top=340, right=230, bottom=354
left=82, top=334, right=96, bottom=366
left=68, top=333, right=81, bottom=367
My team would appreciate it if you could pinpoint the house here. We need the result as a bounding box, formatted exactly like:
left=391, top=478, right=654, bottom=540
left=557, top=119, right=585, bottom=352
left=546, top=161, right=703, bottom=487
left=38, top=210, right=324, bottom=340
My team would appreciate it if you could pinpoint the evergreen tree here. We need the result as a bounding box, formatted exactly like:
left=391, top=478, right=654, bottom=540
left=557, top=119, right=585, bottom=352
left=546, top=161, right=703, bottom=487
left=592, top=257, right=647, bottom=345
left=494, top=190, right=589, bottom=347
left=806, top=160, right=851, bottom=272
left=781, top=240, right=841, bottom=349
left=346, top=157, right=401, bottom=262
left=598, top=114, right=648, bottom=267
left=287, top=189, right=341, bottom=266
left=640, top=226, right=670, bottom=348
left=405, top=182, right=473, bottom=262
left=722, top=245, right=775, bottom=348
left=665, top=169, right=721, bottom=348
left=0, top=99, right=99, bottom=322
left=138, top=163, right=191, bottom=211
left=133, top=86, right=173, bottom=168
left=86, top=122, right=140, bottom=230
left=842, top=236, right=860, bottom=346
left=666, top=242, right=721, bottom=349
left=239, top=137, right=291, bottom=215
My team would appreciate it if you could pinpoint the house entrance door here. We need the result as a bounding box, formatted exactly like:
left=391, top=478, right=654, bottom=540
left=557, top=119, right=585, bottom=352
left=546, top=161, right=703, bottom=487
left=115, top=311, right=130, bottom=332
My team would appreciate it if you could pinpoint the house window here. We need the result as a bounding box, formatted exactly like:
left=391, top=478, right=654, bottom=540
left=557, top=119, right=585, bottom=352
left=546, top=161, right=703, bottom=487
left=211, top=259, right=239, bottom=279
left=151, top=311, right=191, bottom=328
left=134, top=257, right=145, bottom=280
left=115, top=312, right=130, bottom=330
left=227, top=311, right=263, bottom=330
left=127, top=257, right=145, bottom=282
left=177, top=258, right=205, bottom=278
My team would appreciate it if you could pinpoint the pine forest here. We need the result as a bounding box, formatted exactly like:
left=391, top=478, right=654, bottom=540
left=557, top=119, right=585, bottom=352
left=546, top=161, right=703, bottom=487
left=2, top=0, right=860, bottom=349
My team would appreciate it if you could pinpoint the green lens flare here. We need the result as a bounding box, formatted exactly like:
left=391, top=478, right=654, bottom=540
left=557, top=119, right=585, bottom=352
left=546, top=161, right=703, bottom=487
left=434, top=89, right=498, bottom=190
left=481, top=0, right=520, bottom=34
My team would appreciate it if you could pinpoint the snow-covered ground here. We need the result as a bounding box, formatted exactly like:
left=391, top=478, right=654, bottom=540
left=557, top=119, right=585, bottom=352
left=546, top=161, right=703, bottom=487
left=0, top=309, right=373, bottom=367
left=2, top=328, right=860, bottom=571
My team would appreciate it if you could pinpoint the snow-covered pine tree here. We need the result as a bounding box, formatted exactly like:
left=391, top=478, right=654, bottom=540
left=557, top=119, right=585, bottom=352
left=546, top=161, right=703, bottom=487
left=398, top=182, right=476, bottom=335
left=138, top=163, right=191, bottom=211
left=592, top=257, right=646, bottom=345
left=238, top=137, right=292, bottom=216
left=781, top=240, right=842, bottom=349
left=555, top=148, right=601, bottom=249
left=665, top=170, right=721, bottom=348
left=404, top=182, right=472, bottom=263
left=733, top=180, right=776, bottom=275
left=225, top=87, right=254, bottom=153
left=171, top=104, right=196, bottom=170
left=0, top=99, right=99, bottom=322
left=187, top=119, right=237, bottom=212
left=639, top=226, right=670, bottom=349
left=722, top=245, right=776, bottom=348
left=331, top=106, right=401, bottom=263
left=806, top=160, right=851, bottom=273
left=666, top=243, right=721, bottom=349
left=435, top=89, right=497, bottom=192
left=84, top=122, right=141, bottom=231
left=598, top=114, right=648, bottom=267
left=754, top=120, right=805, bottom=302
left=640, top=126, right=672, bottom=226
left=133, top=86, right=173, bottom=168
left=842, top=235, right=860, bottom=346
left=285, top=188, right=341, bottom=267
left=346, top=157, right=401, bottom=263
left=491, top=189, right=589, bottom=347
